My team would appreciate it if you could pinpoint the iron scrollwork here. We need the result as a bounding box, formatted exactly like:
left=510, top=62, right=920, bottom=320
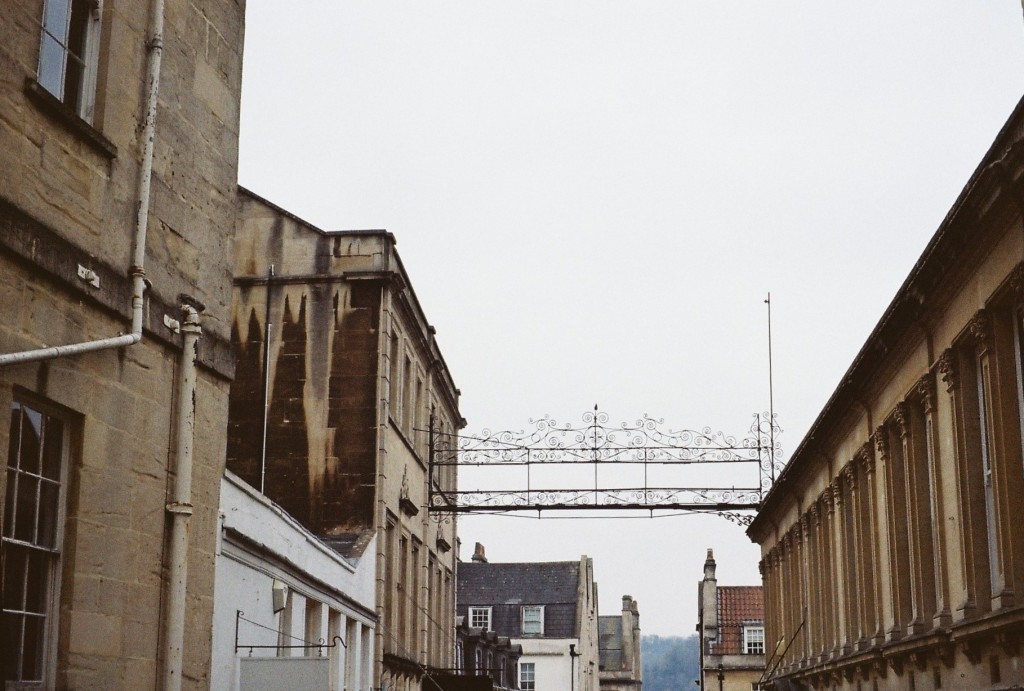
left=428, top=407, right=781, bottom=519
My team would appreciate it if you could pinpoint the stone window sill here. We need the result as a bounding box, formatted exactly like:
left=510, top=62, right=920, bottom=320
left=23, top=78, right=117, bottom=159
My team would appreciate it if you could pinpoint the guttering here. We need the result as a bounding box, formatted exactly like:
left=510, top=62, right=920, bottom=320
left=0, top=0, right=165, bottom=367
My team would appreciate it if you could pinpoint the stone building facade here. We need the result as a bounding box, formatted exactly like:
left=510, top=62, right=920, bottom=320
left=457, top=546, right=601, bottom=691
left=227, top=188, right=462, bottom=691
left=697, top=550, right=765, bottom=691
left=748, top=94, right=1024, bottom=690
left=0, top=0, right=243, bottom=688
left=445, top=617, right=523, bottom=690
left=598, top=595, right=643, bottom=691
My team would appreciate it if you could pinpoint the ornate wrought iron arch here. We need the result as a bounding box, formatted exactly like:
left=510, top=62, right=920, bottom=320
left=427, top=407, right=782, bottom=526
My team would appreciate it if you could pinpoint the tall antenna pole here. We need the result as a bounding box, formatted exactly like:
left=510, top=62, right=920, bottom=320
left=765, top=292, right=776, bottom=484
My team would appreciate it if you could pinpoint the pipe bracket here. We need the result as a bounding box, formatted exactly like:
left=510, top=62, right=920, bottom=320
left=166, top=501, right=194, bottom=516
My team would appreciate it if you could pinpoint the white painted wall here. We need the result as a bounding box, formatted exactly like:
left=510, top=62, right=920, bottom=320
left=517, top=638, right=579, bottom=691
left=211, top=472, right=377, bottom=690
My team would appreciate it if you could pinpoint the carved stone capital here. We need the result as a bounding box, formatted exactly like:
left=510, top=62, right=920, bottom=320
left=873, top=426, right=890, bottom=463
left=937, top=348, right=958, bottom=392
left=857, top=443, right=875, bottom=475
left=916, top=373, right=936, bottom=414
left=1010, top=262, right=1024, bottom=299
left=832, top=480, right=844, bottom=508
left=800, top=513, right=810, bottom=540
left=842, top=463, right=857, bottom=494
left=822, top=485, right=834, bottom=515
left=894, top=401, right=910, bottom=440
left=810, top=501, right=821, bottom=527
left=968, top=309, right=992, bottom=353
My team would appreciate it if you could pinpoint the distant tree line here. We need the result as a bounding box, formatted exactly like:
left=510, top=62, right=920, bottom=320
left=641, top=634, right=700, bottom=691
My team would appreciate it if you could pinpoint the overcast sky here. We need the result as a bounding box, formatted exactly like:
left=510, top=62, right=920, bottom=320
left=238, top=3, right=1024, bottom=636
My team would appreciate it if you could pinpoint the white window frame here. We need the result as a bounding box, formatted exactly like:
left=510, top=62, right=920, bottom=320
left=743, top=624, right=765, bottom=655
left=520, top=661, right=536, bottom=691
left=37, top=0, right=102, bottom=122
left=521, top=604, right=544, bottom=635
left=2, top=399, right=71, bottom=685
left=469, top=606, right=491, bottom=631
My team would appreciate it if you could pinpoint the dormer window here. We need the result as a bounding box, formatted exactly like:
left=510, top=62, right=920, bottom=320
left=743, top=624, right=765, bottom=655
left=522, top=605, right=544, bottom=635
left=469, top=606, right=491, bottom=631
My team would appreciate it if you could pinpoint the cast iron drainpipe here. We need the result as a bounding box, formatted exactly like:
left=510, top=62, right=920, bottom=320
left=162, top=301, right=201, bottom=691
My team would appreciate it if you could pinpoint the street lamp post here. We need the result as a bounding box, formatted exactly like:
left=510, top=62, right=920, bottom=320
left=569, top=644, right=582, bottom=691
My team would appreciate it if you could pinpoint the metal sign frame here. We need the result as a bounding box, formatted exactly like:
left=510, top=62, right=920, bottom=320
left=427, top=407, right=781, bottom=524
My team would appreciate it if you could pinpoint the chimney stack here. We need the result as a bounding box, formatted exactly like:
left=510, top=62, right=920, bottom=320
left=704, top=548, right=716, bottom=580
left=472, top=542, right=488, bottom=563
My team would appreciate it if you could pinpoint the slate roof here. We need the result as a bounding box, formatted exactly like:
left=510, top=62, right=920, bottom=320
left=598, top=615, right=623, bottom=670
left=713, top=585, right=764, bottom=655
left=457, top=561, right=581, bottom=639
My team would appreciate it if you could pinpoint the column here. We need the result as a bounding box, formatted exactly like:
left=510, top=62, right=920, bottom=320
left=858, top=444, right=884, bottom=645
left=362, top=624, right=374, bottom=691
left=832, top=477, right=851, bottom=654
left=328, top=611, right=346, bottom=691
left=841, top=463, right=861, bottom=648
left=884, top=415, right=912, bottom=638
left=821, top=485, right=837, bottom=657
left=939, top=345, right=984, bottom=621
left=346, top=617, right=360, bottom=691
left=798, top=513, right=806, bottom=663
left=918, top=373, right=952, bottom=627
left=897, top=400, right=931, bottom=635
left=809, top=501, right=824, bottom=659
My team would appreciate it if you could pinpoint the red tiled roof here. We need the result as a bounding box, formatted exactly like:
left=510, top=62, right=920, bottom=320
left=712, top=586, right=764, bottom=655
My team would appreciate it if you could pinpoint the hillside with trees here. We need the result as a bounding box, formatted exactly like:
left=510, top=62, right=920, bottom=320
left=641, top=634, right=700, bottom=691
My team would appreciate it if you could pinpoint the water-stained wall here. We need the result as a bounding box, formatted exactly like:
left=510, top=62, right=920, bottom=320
left=228, top=191, right=390, bottom=545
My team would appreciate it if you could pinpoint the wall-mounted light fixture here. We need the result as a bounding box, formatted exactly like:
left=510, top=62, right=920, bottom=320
left=272, top=579, right=288, bottom=613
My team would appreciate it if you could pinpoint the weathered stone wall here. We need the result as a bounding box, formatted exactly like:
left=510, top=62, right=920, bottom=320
left=233, top=190, right=463, bottom=688
left=227, top=278, right=382, bottom=535
left=0, top=0, right=244, bottom=687
left=749, top=97, right=1024, bottom=691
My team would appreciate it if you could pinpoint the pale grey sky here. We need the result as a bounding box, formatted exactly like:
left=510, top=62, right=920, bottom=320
left=239, top=2, right=1024, bottom=635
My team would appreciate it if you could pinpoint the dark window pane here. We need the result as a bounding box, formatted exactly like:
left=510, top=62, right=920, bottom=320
left=14, top=476, right=39, bottom=544
left=64, top=0, right=90, bottom=111
left=37, top=481, right=59, bottom=550
left=3, top=470, right=16, bottom=539
left=41, top=417, right=63, bottom=482
left=67, top=0, right=90, bottom=61
left=2, top=611, right=23, bottom=680
left=20, top=409, right=42, bottom=475
left=7, top=405, right=22, bottom=472
left=24, top=551, right=50, bottom=615
left=21, top=613, right=44, bottom=681
left=2, top=545, right=27, bottom=611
